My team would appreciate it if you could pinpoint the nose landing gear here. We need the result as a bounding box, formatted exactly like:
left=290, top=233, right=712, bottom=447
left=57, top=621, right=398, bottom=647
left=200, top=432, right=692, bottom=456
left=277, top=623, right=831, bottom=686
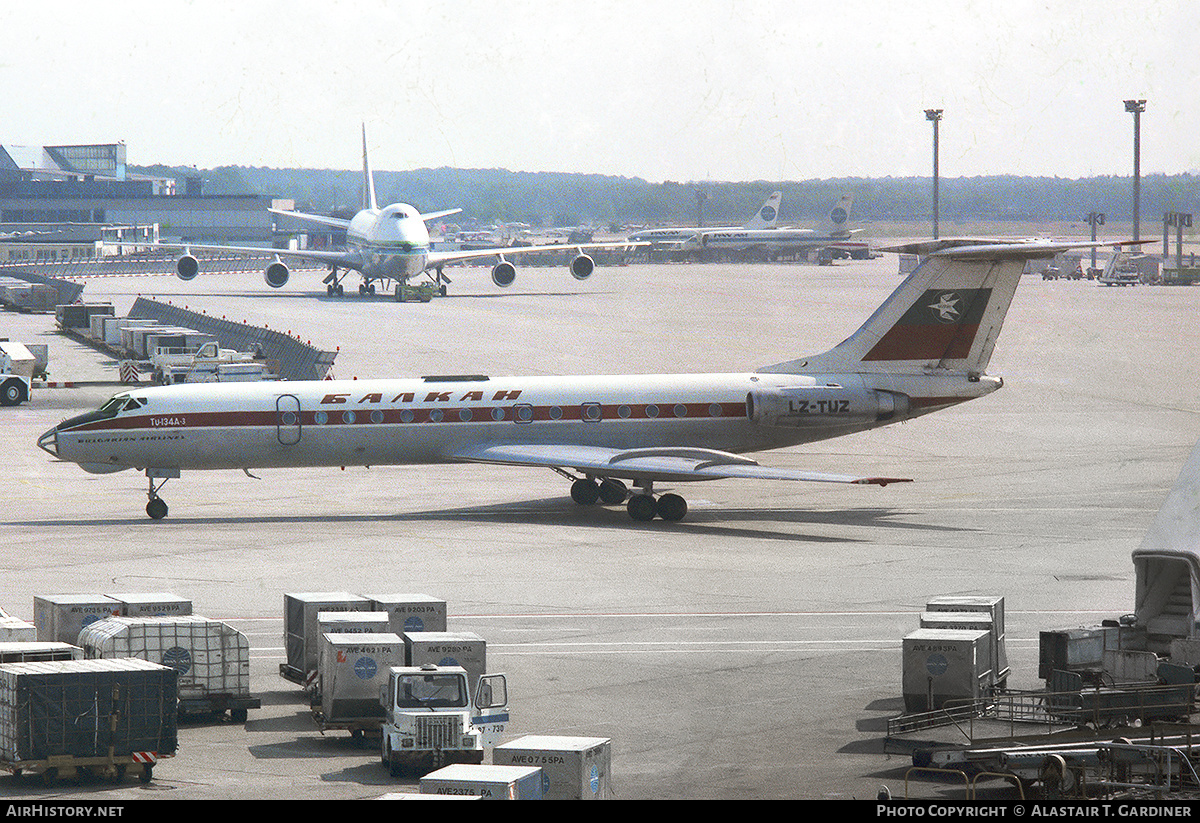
left=144, top=468, right=180, bottom=520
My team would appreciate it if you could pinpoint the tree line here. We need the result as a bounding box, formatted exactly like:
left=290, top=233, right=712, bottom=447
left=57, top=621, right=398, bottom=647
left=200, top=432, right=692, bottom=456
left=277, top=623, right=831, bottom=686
left=131, top=163, right=1200, bottom=229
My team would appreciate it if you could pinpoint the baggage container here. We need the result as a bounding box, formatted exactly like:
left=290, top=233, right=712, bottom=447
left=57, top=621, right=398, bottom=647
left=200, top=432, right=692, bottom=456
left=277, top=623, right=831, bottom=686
left=404, top=632, right=486, bottom=692
left=315, top=632, right=405, bottom=735
left=282, top=592, right=373, bottom=687
left=318, top=611, right=390, bottom=636
left=0, top=616, right=36, bottom=642
left=33, top=594, right=121, bottom=643
left=0, top=658, right=177, bottom=783
left=902, top=628, right=993, bottom=713
left=102, top=317, right=157, bottom=349
left=494, top=735, right=612, bottom=800
left=420, top=764, right=544, bottom=800
left=55, top=302, right=114, bottom=331
left=365, top=593, right=448, bottom=634
left=925, top=596, right=1008, bottom=682
left=78, top=615, right=259, bottom=721
left=110, top=592, right=193, bottom=618
left=0, top=642, right=80, bottom=664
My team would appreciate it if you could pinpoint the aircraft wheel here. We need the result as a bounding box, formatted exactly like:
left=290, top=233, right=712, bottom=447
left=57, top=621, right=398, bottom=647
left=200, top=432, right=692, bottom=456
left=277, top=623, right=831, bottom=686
left=368, top=283, right=376, bottom=295
left=627, top=494, right=657, bottom=522
left=327, top=284, right=335, bottom=297
left=570, top=478, right=600, bottom=505
left=358, top=283, right=366, bottom=295
left=336, top=283, right=345, bottom=296
left=656, top=493, right=688, bottom=522
left=598, top=479, right=628, bottom=505
left=146, top=497, right=168, bottom=520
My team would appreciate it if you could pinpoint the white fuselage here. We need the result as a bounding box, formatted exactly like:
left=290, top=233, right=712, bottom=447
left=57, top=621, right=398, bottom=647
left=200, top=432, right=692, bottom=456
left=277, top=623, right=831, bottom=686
left=41, top=370, right=992, bottom=476
left=345, top=203, right=432, bottom=282
left=694, top=228, right=848, bottom=252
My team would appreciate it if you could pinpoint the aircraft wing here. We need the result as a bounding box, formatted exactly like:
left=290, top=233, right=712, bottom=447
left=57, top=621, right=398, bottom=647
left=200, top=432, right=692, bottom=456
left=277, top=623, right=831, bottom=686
left=268, top=208, right=351, bottom=229
left=111, top=241, right=363, bottom=270
left=426, top=240, right=643, bottom=268
left=451, top=443, right=909, bottom=486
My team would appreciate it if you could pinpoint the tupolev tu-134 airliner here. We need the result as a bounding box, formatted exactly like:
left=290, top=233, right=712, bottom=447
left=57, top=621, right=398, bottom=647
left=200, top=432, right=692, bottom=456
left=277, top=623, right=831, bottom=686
left=38, top=237, right=1144, bottom=522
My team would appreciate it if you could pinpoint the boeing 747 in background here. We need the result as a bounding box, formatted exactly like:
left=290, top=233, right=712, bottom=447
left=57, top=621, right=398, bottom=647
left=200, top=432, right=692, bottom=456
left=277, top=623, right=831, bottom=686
left=38, top=238, right=1144, bottom=522
left=120, top=126, right=640, bottom=298
left=689, top=195, right=869, bottom=260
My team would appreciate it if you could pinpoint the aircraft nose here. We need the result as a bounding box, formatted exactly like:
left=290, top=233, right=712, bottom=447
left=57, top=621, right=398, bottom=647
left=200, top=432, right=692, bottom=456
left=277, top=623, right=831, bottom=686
left=37, top=425, right=58, bottom=457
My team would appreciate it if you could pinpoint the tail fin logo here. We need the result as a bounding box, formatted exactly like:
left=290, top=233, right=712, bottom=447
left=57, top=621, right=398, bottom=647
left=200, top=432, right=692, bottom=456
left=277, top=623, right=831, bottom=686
left=830, top=206, right=848, bottom=225
left=759, top=205, right=777, bottom=222
left=929, top=292, right=963, bottom=324
left=863, top=288, right=992, bottom=362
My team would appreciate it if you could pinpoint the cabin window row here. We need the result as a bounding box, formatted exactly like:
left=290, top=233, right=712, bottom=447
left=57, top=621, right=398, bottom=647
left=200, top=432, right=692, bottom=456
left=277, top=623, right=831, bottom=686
left=300, top=402, right=728, bottom=426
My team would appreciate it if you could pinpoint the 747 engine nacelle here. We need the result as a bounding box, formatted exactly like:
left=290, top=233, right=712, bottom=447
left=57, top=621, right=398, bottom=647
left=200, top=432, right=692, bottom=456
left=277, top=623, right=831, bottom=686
left=746, top=386, right=910, bottom=429
left=491, top=261, right=516, bottom=287
left=176, top=255, right=199, bottom=281
left=569, top=253, right=595, bottom=280
left=264, top=259, right=290, bottom=288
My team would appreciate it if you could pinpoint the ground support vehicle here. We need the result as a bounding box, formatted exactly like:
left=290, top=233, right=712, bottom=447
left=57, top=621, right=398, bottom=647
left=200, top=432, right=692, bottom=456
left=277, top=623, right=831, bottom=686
left=0, top=340, right=35, bottom=406
left=152, top=341, right=274, bottom=385
left=381, top=665, right=509, bottom=777
left=395, top=282, right=441, bottom=302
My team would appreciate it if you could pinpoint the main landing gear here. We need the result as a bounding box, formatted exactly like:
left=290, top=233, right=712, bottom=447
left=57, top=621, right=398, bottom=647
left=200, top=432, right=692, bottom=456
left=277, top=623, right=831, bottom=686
left=569, top=477, right=688, bottom=523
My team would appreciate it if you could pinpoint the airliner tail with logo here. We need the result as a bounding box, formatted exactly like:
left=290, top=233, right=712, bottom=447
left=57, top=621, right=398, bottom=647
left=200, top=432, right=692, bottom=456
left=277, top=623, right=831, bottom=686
left=39, top=238, right=1144, bottom=521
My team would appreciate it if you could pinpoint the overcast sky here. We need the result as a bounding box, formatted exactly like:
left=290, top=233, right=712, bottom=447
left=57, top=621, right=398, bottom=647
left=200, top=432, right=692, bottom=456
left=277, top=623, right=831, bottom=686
left=4, top=0, right=1196, bottom=182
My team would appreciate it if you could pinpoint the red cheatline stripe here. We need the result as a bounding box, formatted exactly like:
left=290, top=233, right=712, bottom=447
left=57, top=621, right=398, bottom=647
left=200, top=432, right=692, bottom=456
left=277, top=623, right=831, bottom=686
left=67, top=401, right=749, bottom=433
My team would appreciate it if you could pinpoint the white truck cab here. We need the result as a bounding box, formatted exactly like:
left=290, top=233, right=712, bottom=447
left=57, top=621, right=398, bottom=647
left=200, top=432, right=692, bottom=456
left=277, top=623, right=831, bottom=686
left=380, top=664, right=509, bottom=777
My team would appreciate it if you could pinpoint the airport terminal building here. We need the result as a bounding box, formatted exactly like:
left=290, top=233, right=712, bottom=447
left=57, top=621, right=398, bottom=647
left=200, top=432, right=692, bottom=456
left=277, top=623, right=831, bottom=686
left=0, top=142, right=285, bottom=245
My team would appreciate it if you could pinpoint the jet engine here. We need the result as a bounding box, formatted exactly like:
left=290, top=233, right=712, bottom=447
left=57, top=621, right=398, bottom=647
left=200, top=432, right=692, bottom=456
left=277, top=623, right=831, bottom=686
left=176, top=255, right=199, bottom=281
left=746, top=386, right=909, bottom=429
left=569, top=254, right=595, bottom=280
left=264, top=259, right=290, bottom=289
left=491, top=261, right=516, bottom=288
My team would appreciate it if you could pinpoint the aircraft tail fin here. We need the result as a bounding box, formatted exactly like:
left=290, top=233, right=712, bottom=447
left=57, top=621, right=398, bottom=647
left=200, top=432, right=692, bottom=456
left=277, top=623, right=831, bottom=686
left=826, top=195, right=853, bottom=236
left=759, top=240, right=1144, bottom=377
left=361, top=123, right=378, bottom=211
left=743, top=192, right=783, bottom=229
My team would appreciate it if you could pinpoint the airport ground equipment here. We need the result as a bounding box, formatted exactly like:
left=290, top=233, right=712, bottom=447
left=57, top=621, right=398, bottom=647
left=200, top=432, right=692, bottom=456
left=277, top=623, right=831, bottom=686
left=419, top=763, right=542, bottom=799
left=380, top=664, right=509, bottom=778
left=925, top=595, right=1009, bottom=687
left=281, top=592, right=373, bottom=688
left=494, top=735, right=612, bottom=800
left=313, top=632, right=406, bottom=738
left=0, top=658, right=177, bottom=785
left=77, top=615, right=260, bottom=722
left=0, top=340, right=35, bottom=406
left=0, top=617, right=36, bottom=642
left=896, top=439, right=1200, bottom=798
left=364, top=593, right=448, bottom=635
left=151, top=340, right=276, bottom=385
left=0, top=642, right=79, bottom=663
left=403, top=631, right=487, bottom=693
left=902, top=628, right=994, bottom=713
left=33, top=594, right=121, bottom=643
